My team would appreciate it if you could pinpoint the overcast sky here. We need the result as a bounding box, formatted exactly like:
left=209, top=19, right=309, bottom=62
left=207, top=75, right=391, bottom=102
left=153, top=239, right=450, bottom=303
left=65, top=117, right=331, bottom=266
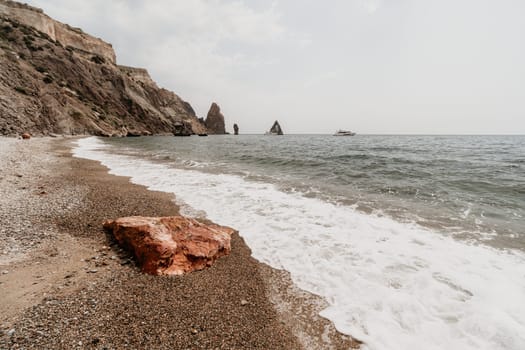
left=25, top=0, right=525, bottom=134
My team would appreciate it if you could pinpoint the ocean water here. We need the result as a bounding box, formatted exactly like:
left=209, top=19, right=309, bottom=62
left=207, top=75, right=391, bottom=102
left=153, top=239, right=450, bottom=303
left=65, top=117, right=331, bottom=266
left=74, top=135, right=525, bottom=350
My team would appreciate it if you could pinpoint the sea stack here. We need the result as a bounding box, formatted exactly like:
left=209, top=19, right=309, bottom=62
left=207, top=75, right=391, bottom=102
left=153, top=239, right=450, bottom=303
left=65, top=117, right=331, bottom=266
left=233, top=123, right=239, bottom=135
left=268, top=120, right=284, bottom=135
left=205, top=102, right=226, bottom=134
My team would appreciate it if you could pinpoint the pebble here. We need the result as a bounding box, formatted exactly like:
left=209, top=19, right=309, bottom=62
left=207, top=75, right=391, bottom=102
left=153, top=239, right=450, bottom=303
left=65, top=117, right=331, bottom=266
left=7, top=329, right=15, bottom=336
left=240, top=299, right=249, bottom=306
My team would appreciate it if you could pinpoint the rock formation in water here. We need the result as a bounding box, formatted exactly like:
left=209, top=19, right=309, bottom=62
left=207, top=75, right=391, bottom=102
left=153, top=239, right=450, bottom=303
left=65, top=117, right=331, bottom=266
left=172, top=120, right=193, bottom=136
left=0, top=0, right=209, bottom=136
left=233, top=123, right=239, bottom=135
left=103, top=216, right=235, bottom=276
left=268, top=120, right=284, bottom=135
left=204, top=102, right=226, bottom=134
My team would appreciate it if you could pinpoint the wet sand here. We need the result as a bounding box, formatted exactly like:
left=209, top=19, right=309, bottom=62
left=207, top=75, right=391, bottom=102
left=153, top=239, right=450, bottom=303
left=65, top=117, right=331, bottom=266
left=0, top=137, right=359, bottom=349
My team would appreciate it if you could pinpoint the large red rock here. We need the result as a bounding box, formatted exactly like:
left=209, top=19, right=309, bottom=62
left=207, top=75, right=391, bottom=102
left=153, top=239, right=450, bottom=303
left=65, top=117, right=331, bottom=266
left=103, top=216, right=234, bottom=275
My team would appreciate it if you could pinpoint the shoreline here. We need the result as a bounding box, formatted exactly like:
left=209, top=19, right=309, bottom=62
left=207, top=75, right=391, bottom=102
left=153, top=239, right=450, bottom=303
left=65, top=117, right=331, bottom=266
left=0, top=137, right=359, bottom=349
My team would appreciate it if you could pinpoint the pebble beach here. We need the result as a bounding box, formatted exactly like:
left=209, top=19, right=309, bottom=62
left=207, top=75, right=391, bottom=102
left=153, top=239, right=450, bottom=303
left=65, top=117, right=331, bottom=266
left=0, top=137, right=358, bottom=349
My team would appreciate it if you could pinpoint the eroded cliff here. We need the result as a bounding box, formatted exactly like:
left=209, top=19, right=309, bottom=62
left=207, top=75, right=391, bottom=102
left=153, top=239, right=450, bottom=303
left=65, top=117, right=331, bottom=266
left=0, top=0, right=207, bottom=136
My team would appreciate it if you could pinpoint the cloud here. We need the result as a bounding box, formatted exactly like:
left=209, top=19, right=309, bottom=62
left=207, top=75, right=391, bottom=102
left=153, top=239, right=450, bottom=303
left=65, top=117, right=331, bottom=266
left=302, top=71, right=340, bottom=89
left=361, top=0, right=382, bottom=14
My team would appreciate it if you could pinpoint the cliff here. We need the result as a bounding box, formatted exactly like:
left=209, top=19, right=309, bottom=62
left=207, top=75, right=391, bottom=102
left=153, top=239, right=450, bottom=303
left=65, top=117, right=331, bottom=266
left=0, top=1, right=115, bottom=64
left=0, top=0, right=208, bottom=136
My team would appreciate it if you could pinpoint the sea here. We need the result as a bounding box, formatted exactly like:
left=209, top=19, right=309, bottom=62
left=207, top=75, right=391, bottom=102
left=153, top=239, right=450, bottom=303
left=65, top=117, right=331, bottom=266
left=73, top=135, right=525, bottom=350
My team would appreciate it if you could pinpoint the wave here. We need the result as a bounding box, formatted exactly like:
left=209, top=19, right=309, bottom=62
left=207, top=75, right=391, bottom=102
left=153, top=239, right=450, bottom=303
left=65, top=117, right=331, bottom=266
left=74, top=137, right=525, bottom=350
left=237, top=154, right=325, bottom=168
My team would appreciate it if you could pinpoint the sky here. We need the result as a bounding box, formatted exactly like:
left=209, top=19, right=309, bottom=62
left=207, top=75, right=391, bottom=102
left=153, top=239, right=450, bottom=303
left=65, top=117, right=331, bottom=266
left=24, top=0, right=525, bottom=134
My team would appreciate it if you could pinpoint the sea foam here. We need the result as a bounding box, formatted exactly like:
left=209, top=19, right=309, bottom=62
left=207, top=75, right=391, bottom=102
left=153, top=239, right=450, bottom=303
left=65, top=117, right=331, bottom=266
left=74, top=137, right=525, bottom=350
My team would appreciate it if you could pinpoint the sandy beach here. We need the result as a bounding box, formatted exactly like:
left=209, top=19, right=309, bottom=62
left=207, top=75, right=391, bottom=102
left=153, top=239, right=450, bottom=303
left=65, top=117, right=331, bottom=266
left=0, top=137, right=358, bottom=349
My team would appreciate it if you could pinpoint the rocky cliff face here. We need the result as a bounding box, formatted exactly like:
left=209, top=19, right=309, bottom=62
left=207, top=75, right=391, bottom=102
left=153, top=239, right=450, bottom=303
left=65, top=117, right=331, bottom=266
left=204, top=102, right=226, bottom=134
left=0, top=1, right=115, bottom=63
left=0, top=0, right=207, bottom=136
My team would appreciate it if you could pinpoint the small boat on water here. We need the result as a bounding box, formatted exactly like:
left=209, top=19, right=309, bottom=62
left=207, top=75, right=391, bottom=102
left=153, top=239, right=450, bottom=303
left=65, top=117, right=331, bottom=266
left=333, top=130, right=356, bottom=136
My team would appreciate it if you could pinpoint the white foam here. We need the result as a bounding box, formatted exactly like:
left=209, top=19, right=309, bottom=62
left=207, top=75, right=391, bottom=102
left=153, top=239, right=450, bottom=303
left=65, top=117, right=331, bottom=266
left=74, top=137, right=525, bottom=350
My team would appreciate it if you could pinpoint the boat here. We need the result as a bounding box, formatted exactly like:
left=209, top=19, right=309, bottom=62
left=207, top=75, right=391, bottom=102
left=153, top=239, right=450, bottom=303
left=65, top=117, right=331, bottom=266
left=333, top=130, right=356, bottom=136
